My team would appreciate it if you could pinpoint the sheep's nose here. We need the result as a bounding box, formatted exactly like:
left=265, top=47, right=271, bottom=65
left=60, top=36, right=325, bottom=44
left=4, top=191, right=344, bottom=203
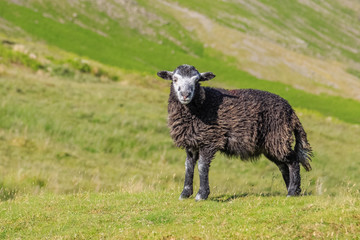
left=180, top=91, right=191, bottom=99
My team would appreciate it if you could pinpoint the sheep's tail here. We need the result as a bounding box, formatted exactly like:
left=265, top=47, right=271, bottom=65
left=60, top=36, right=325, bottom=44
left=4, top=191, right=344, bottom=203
left=292, top=113, right=313, bottom=171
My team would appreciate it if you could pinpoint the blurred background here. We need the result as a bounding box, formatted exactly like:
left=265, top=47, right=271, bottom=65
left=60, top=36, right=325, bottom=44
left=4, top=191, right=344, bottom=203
left=0, top=0, right=360, bottom=201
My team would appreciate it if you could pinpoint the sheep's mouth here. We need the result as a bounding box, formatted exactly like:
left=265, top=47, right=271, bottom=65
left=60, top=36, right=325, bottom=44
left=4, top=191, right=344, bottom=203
left=178, top=94, right=193, bottom=104
left=179, top=98, right=192, bottom=105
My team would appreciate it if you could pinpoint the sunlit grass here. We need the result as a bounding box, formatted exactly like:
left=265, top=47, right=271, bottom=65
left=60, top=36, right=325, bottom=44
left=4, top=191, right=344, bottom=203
left=0, top=192, right=359, bottom=239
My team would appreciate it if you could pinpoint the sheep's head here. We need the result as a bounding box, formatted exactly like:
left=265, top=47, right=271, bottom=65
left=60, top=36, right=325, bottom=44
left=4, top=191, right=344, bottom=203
left=157, top=64, right=215, bottom=104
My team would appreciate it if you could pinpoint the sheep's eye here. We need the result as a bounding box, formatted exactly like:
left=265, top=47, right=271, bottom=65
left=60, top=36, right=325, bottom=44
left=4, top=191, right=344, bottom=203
left=173, top=77, right=178, bottom=83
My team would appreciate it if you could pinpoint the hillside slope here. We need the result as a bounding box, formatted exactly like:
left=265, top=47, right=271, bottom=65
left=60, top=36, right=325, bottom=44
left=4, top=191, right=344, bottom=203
left=0, top=45, right=360, bottom=198
left=2, top=0, right=360, bottom=101
left=1, top=1, right=360, bottom=124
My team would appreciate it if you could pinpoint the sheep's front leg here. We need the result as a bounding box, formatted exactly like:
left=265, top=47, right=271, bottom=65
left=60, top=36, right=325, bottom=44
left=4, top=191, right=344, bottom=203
left=179, top=149, right=199, bottom=200
left=195, top=153, right=212, bottom=201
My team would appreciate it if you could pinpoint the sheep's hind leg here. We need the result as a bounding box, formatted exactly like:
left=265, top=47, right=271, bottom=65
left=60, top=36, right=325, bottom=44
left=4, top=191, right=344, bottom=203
left=287, top=161, right=301, bottom=196
left=195, top=153, right=212, bottom=201
left=276, top=162, right=290, bottom=190
left=179, top=149, right=198, bottom=200
left=265, top=155, right=290, bottom=193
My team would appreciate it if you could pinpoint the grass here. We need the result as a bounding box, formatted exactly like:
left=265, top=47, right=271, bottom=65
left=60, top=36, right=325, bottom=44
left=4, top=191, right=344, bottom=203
left=0, top=43, right=44, bottom=70
left=0, top=67, right=175, bottom=195
left=347, top=68, right=360, bottom=80
left=1, top=192, right=359, bottom=239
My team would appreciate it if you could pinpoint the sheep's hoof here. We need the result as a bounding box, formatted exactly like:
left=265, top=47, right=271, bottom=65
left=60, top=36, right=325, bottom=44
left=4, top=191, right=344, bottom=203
left=179, top=188, right=193, bottom=200
left=195, top=195, right=205, bottom=201
left=195, top=190, right=210, bottom=201
left=287, top=187, right=301, bottom=197
left=179, top=194, right=191, bottom=200
left=287, top=192, right=301, bottom=197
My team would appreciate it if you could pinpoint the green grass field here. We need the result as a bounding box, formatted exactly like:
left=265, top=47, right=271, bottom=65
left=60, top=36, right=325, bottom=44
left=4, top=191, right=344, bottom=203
left=1, top=0, right=360, bottom=238
left=1, top=193, right=360, bottom=239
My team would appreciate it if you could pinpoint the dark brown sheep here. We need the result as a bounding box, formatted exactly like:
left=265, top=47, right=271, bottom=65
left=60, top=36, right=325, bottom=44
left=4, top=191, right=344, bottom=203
left=157, top=64, right=312, bottom=201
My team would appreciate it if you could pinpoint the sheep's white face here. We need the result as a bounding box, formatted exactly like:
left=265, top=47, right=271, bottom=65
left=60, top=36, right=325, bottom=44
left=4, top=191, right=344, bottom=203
left=157, top=64, right=216, bottom=105
left=172, top=72, right=199, bottom=105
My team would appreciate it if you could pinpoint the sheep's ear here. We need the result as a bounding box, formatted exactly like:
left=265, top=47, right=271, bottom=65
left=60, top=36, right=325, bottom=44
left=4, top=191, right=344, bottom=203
left=157, top=71, right=173, bottom=80
left=199, top=72, right=215, bottom=81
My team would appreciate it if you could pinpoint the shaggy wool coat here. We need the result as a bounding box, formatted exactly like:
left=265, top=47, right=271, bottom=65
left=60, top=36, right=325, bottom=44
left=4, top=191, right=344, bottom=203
left=167, top=82, right=312, bottom=170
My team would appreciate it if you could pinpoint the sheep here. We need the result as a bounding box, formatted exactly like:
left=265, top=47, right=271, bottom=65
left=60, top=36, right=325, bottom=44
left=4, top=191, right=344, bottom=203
left=157, top=64, right=312, bottom=201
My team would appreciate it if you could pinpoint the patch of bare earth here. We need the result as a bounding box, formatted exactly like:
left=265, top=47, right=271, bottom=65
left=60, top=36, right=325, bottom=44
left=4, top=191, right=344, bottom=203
left=335, top=0, right=360, bottom=15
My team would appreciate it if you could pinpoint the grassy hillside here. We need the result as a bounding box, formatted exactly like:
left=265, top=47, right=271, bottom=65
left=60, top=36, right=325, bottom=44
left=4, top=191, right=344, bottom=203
left=171, top=0, right=360, bottom=61
left=0, top=0, right=360, bottom=238
left=154, top=0, right=360, bottom=100
left=2, top=0, right=360, bottom=100
left=1, top=1, right=359, bottom=125
left=1, top=54, right=360, bottom=194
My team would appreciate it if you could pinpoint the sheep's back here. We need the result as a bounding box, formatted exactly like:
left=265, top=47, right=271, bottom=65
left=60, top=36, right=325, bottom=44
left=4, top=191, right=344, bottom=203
left=216, top=88, right=295, bottom=160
